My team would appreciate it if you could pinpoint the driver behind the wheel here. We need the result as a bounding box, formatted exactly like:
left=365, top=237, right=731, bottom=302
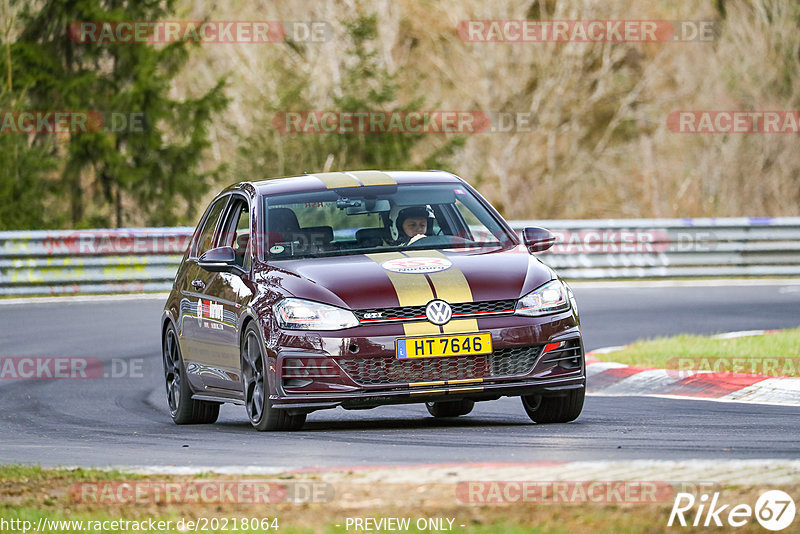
left=395, top=206, right=431, bottom=245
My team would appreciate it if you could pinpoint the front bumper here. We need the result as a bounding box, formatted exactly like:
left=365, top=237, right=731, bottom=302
left=268, top=313, right=585, bottom=413
left=272, top=375, right=585, bottom=413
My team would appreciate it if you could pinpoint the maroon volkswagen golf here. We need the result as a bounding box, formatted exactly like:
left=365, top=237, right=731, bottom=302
left=161, top=170, right=584, bottom=430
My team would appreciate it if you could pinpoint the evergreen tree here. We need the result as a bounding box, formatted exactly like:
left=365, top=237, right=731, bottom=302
left=2, top=0, right=227, bottom=228
left=0, top=0, right=59, bottom=229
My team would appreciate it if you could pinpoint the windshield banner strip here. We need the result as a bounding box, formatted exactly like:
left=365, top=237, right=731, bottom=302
left=347, top=170, right=397, bottom=186
left=311, top=172, right=361, bottom=188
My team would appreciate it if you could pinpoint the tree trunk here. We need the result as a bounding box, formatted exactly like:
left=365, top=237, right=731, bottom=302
left=68, top=167, right=82, bottom=226
left=115, top=184, right=122, bottom=228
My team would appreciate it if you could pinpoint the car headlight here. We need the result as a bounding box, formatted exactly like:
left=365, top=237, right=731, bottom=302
left=274, top=298, right=359, bottom=330
left=565, top=282, right=578, bottom=317
left=515, top=279, right=570, bottom=316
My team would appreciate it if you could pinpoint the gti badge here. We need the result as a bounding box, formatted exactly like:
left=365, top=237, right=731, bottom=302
left=425, top=300, right=452, bottom=325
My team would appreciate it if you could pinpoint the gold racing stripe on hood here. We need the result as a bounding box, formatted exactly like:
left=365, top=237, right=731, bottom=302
left=401, top=250, right=479, bottom=334
left=312, top=172, right=361, bottom=188
left=366, top=252, right=439, bottom=335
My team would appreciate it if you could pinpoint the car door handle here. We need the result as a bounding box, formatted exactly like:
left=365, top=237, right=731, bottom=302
left=191, top=279, right=205, bottom=290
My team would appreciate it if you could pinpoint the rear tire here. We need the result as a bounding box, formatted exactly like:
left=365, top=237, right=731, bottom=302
left=522, top=388, right=584, bottom=424
left=241, top=323, right=306, bottom=431
left=426, top=399, right=475, bottom=418
left=162, top=324, right=220, bottom=424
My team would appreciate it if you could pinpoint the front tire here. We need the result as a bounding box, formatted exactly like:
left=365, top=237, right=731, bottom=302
left=522, top=388, right=584, bottom=424
left=426, top=399, right=475, bottom=418
left=241, top=323, right=306, bottom=431
left=162, top=324, right=220, bottom=424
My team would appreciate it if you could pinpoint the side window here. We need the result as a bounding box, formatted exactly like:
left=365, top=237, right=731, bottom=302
left=454, top=198, right=483, bottom=227
left=219, top=198, right=251, bottom=270
left=191, top=197, right=228, bottom=258
left=453, top=198, right=496, bottom=243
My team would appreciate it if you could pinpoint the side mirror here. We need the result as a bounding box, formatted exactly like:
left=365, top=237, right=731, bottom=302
left=198, top=246, right=245, bottom=274
left=522, top=226, right=556, bottom=253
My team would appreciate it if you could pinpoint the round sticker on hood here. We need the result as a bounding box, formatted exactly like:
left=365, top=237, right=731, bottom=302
left=381, top=257, right=452, bottom=274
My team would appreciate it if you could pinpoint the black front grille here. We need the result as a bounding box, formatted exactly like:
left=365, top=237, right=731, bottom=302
left=357, top=306, right=426, bottom=321
left=338, top=345, right=543, bottom=386
left=355, top=299, right=517, bottom=323
left=492, top=346, right=545, bottom=376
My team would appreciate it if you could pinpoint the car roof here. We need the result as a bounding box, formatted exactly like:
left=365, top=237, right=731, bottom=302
left=226, top=170, right=465, bottom=197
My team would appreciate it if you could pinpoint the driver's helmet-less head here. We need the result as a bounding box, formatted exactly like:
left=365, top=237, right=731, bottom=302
left=391, top=206, right=434, bottom=242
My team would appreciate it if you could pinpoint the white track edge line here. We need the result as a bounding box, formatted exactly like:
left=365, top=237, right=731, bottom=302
left=0, top=293, right=170, bottom=305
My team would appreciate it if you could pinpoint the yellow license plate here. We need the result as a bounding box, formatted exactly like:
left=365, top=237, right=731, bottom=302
left=395, top=333, right=493, bottom=359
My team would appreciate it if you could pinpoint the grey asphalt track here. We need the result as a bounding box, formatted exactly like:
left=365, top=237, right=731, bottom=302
left=0, top=282, right=798, bottom=469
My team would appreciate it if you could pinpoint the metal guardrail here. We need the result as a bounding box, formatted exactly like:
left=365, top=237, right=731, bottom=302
left=519, top=217, right=800, bottom=279
left=0, top=228, right=193, bottom=295
left=1, top=217, right=799, bottom=295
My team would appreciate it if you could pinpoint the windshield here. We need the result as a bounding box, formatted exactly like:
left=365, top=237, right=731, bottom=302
left=262, top=183, right=516, bottom=259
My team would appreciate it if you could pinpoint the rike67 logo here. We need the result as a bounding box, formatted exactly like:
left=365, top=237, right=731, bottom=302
left=668, top=490, right=796, bottom=531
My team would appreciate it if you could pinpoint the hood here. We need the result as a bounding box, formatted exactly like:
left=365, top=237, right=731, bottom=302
left=265, top=247, right=553, bottom=310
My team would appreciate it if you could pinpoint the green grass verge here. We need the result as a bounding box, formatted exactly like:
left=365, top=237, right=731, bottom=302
left=2, top=465, right=756, bottom=534
left=592, top=327, right=800, bottom=376
left=0, top=464, right=142, bottom=481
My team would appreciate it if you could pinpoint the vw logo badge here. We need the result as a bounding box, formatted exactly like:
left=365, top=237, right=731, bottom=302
left=425, top=300, right=452, bottom=325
